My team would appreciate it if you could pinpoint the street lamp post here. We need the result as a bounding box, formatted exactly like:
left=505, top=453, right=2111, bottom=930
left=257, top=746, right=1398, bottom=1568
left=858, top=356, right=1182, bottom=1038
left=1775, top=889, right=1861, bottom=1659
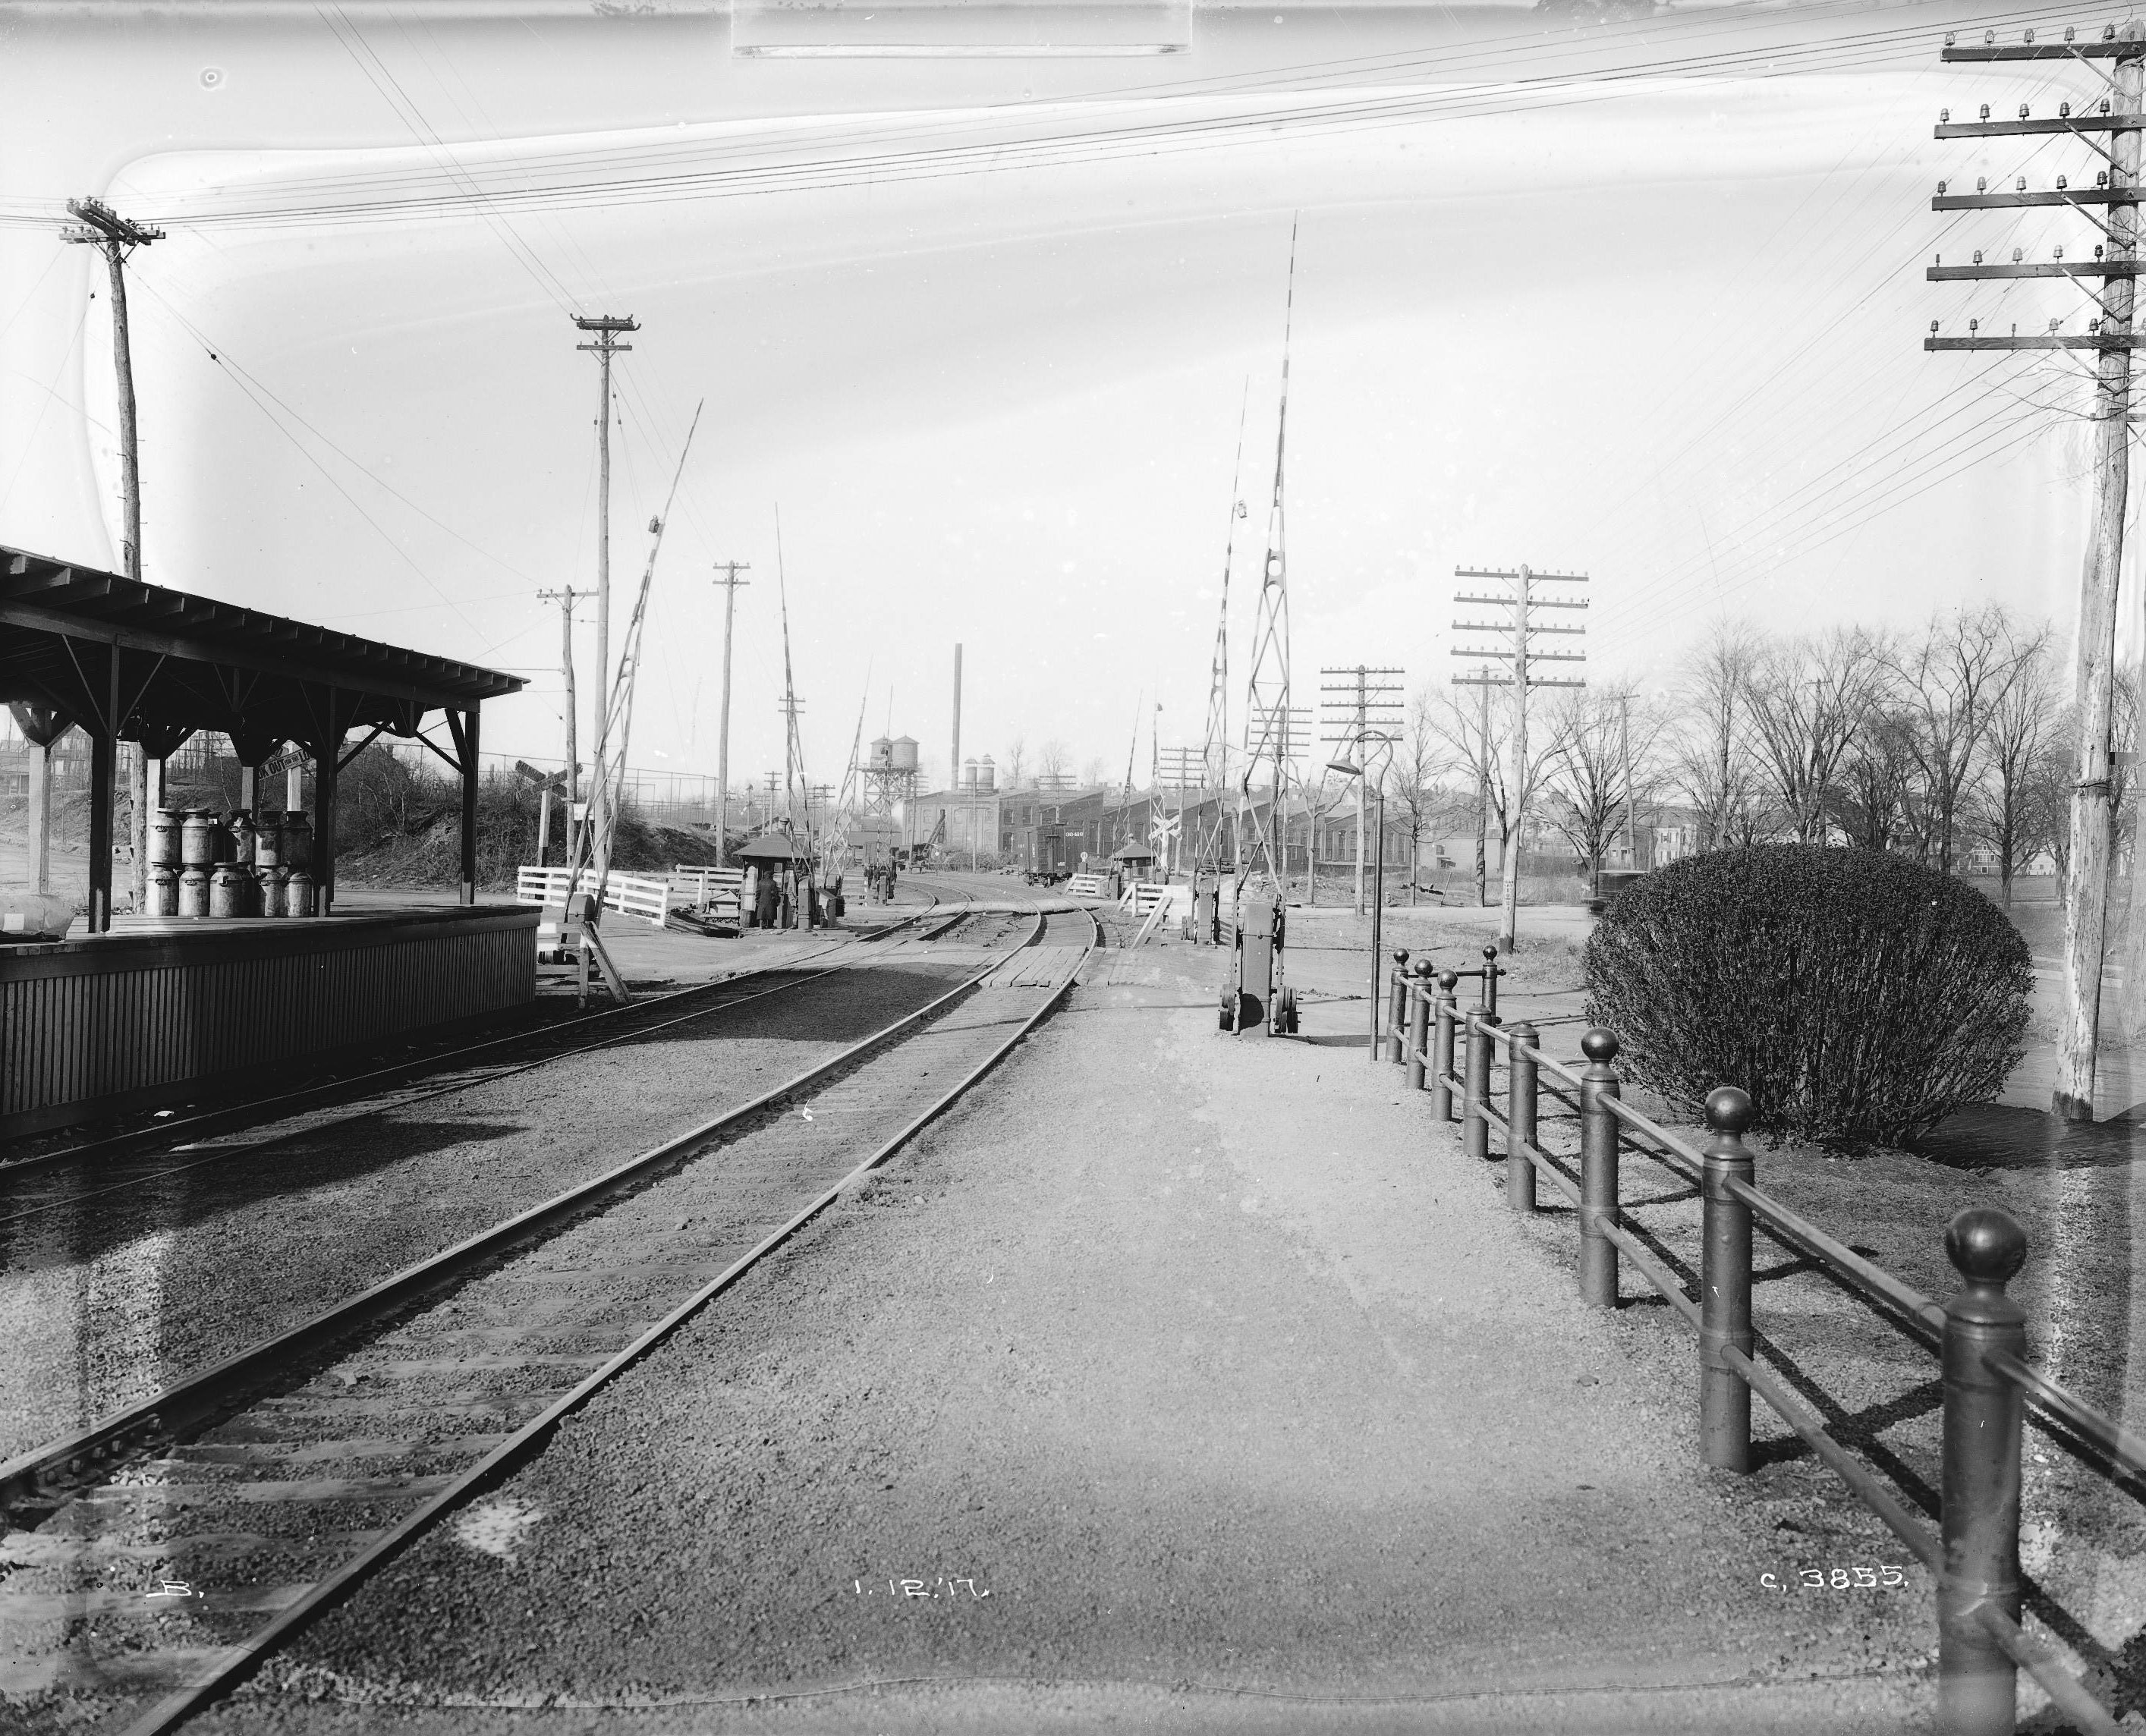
left=1329, top=747, right=1388, bottom=1062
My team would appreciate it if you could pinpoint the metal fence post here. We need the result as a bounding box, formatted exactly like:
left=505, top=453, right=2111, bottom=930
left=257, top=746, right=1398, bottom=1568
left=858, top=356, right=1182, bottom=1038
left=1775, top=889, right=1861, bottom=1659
left=1506, top=1021, right=1538, bottom=1212
left=1700, top=1085, right=1755, bottom=1471
left=1431, top=970, right=1459, bottom=1121
left=1938, top=1206, right=2028, bottom=1736
left=1404, top=959, right=1433, bottom=1092
left=1480, top=944, right=1501, bottom=1018
left=1462, top=1008, right=1499, bottom=1163
left=1386, top=950, right=1411, bottom=1063
left=1578, top=1027, right=1621, bottom=1307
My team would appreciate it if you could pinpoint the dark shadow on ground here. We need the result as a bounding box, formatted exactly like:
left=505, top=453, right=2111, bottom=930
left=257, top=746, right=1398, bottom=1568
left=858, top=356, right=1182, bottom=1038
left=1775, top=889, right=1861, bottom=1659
left=1916, top=1101, right=2146, bottom=1171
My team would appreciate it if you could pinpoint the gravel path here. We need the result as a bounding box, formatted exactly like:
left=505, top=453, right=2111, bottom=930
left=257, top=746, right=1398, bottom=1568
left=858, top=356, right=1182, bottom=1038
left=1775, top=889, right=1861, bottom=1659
left=196, top=942, right=1935, bottom=1735
left=0, top=957, right=990, bottom=1463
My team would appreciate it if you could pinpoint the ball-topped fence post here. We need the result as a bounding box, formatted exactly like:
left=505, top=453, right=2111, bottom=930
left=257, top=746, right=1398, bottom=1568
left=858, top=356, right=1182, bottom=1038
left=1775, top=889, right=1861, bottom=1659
left=1700, top=1085, right=1757, bottom=1471
left=1507, top=1021, right=1540, bottom=1213
left=1386, top=949, right=1411, bottom=1064
left=1938, top=1206, right=2029, bottom=1736
left=1431, top=970, right=1461, bottom=1121
left=1405, top=958, right=1434, bottom=1092
left=1578, top=1027, right=1622, bottom=1307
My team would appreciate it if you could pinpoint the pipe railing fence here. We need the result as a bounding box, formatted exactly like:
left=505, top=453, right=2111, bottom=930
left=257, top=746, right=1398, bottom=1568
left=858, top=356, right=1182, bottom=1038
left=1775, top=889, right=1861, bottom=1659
left=1382, top=958, right=2146, bottom=1736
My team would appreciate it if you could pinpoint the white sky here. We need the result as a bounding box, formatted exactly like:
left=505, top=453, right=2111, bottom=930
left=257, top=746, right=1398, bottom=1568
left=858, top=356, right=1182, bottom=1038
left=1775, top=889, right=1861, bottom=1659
left=1, top=0, right=2134, bottom=791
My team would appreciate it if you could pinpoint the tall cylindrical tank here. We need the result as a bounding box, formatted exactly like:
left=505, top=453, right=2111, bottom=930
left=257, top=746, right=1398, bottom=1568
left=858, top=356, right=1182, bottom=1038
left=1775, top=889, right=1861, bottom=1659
left=209, top=863, right=248, bottom=919
left=961, top=758, right=979, bottom=791
left=869, top=736, right=893, bottom=771
left=149, top=807, right=184, bottom=869
left=889, top=736, right=919, bottom=772
left=181, top=808, right=217, bottom=868
left=977, top=756, right=996, bottom=792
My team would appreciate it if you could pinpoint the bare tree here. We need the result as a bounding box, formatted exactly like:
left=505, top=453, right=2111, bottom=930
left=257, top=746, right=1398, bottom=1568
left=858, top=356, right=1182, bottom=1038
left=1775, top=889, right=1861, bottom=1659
left=1383, top=687, right=1454, bottom=905
left=1037, top=739, right=1071, bottom=788
left=1888, top=607, right=2012, bottom=873
left=1429, top=680, right=1571, bottom=936
left=1002, top=737, right=1028, bottom=791
left=1541, top=684, right=1666, bottom=893
left=1836, top=706, right=1922, bottom=854
left=1968, top=618, right=2057, bottom=905
left=1671, top=621, right=1766, bottom=851
left=1746, top=625, right=1890, bottom=841
left=1080, top=756, right=1107, bottom=787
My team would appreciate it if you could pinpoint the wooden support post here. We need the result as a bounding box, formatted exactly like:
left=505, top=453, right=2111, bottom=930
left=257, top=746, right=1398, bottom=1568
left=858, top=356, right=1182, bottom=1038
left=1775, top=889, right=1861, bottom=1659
left=458, top=707, right=480, bottom=906
left=8, top=702, right=65, bottom=896
left=313, top=706, right=342, bottom=916
left=87, top=731, right=115, bottom=932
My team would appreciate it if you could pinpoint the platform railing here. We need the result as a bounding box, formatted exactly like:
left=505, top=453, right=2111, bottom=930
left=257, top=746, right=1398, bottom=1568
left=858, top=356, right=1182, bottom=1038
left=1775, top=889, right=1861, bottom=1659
left=1384, top=965, right=2144, bottom=1736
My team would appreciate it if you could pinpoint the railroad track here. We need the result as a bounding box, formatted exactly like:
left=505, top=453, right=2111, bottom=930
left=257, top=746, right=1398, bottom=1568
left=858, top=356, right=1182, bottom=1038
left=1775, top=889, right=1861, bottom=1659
left=0, top=888, right=961, bottom=1184
left=0, top=892, right=976, bottom=1203
left=0, top=898, right=1089, bottom=1735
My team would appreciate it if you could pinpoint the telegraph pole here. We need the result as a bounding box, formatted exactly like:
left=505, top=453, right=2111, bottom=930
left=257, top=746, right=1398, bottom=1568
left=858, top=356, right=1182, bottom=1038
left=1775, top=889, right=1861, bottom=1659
left=1928, top=20, right=2144, bottom=1119
left=573, top=313, right=637, bottom=863
left=712, top=561, right=750, bottom=859
left=1320, top=665, right=1403, bottom=916
left=1453, top=565, right=1587, bottom=951
left=65, top=197, right=163, bottom=915
left=536, top=587, right=586, bottom=867
left=63, top=197, right=161, bottom=581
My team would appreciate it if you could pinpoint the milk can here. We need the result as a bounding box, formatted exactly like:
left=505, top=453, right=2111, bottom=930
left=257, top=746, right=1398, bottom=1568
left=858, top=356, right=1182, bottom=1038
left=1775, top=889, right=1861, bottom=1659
left=178, top=864, right=210, bottom=917
left=281, top=811, right=313, bottom=871
left=181, top=808, right=217, bottom=868
left=254, top=812, right=283, bottom=872
left=228, top=810, right=258, bottom=869
left=148, top=807, right=184, bottom=868
left=284, top=868, right=316, bottom=918
left=148, top=865, right=180, bottom=917
left=257, top=866, right=286, bottom=919
left=209, top=863, right=248, bottom=919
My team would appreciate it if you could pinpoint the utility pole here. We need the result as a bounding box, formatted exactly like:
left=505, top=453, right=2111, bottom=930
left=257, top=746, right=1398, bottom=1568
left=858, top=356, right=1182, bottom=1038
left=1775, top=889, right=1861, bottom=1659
left=1320, top=665, right=1403, bottom=916
left=713, top=561, right=750, bottom=857
left=1928, top=19, right=2144, bottom=1119
left=536, top=586, right=586, bottom=867
left=64, top=197, right=160, bottom=582
left=65, top=197, right=163, bottom=915
left=573, top=313, right=637, bottom=869
left=1453, top=565, right=1587, bottom=951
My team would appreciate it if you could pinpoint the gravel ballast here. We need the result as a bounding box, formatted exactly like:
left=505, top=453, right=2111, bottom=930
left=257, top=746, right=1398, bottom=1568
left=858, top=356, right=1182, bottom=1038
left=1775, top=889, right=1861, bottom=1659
left=197, top=943, right=1937, bottom=1736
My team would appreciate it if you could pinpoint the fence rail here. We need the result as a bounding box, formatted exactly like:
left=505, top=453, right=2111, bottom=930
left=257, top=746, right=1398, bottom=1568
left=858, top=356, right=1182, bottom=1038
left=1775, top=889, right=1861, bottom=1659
left=1388, top=958, right=2136, bottom=1736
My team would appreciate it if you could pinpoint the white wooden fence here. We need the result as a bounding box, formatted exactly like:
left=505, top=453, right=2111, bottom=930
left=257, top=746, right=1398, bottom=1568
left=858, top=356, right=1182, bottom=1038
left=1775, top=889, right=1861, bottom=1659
left=670, top=864, right=746, bottom=917
left=1065, top=873, right=1109, bottom=900
left=514, top=866, right=672, bottom=928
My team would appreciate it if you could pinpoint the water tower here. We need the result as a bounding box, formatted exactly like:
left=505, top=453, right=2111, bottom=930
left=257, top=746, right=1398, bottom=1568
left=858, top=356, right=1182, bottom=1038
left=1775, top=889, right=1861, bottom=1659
left=861, top=732, right=920, bottom=819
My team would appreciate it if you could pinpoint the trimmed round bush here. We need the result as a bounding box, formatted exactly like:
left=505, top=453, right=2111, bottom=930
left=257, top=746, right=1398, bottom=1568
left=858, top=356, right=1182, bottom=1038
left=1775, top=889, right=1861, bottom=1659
left=1582, top=845, right=2031, bottom=1149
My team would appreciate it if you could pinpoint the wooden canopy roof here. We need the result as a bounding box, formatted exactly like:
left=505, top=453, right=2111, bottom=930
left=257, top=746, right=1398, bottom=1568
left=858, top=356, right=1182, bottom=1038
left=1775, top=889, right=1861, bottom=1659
left=0, top=544, right=522, bottom=757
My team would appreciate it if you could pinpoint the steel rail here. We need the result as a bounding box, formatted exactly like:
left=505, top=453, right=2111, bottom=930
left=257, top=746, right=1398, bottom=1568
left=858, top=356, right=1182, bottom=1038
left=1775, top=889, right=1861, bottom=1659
left=112, top=899, right=1081, bottom=1736
left=1975, top=1605, right=2125, bottom=1736
left=1482, top=1100, right=1702, bottom=1330
left=0, top=959, right=866, bottom=1234
left=0, top=911, right=1046, bottom=1520
left=1719, top=1343, right=1940, bottom=1571
left=0, top=931, right=865, bottom=1181
left=1987, top=1347, right=2146, bottom=1484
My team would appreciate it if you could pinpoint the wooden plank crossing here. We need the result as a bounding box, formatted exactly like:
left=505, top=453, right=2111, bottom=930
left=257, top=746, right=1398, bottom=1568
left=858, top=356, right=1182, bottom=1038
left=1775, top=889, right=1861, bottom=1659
left=983, top=945, right=1086, bottom=989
